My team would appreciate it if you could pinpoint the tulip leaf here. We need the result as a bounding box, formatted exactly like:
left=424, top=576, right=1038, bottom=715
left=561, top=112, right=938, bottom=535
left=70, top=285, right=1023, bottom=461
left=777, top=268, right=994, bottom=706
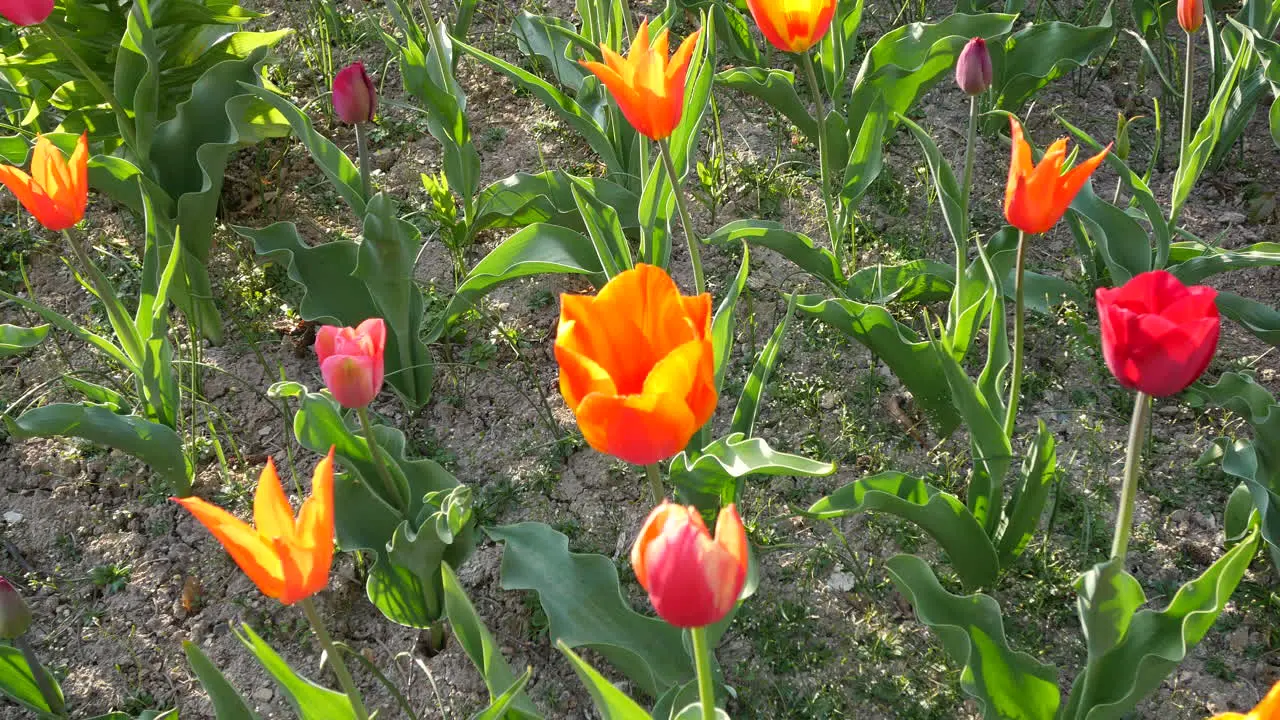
left=1068, top=182, right=1153, bottom=284
left=557, top=641, right=654, bottom=720
left=668, top=11, right=716, bottom=176
left=0, top=323, right=49, bottom=357
left=716, top=68, right=816, bottom=140
left=1060, top=524, right=1259, bottom=720
left=730, top=297, right=792, bottom=439
left=487, top=522, right=694, bottom=697
left=1171, top=38, right=1252, bottom=223
left=512, top=11, right=594, bottom=92
left=988, top=9, right=1115, bottom=125
left=1216, top=290, right=1280, bottom=346
left=1168, top=241, right=1280, bottom=283
left=995, top=421, right=1059, bottom=567
left=674, top=704, right=731, bottom=720
left=571, top=181, right=630, bottom=277
left=468, top=668, right=536, bottom=720
left=183, top=641, right=261, bottom=720
left=706, top=220, right=844, bottom=291
left=3, top=404, right=191, bottom=496
left=0, top=643, right=63, bottom=715
left=711, top=246, right=750, bottom=393
left=673, top=432, right=835, bottom=510
left=809, top=473, right=1000, bottom=590
left=235, top=625, right=359, bottom=720
left=471, top=170, right=640, bottom=233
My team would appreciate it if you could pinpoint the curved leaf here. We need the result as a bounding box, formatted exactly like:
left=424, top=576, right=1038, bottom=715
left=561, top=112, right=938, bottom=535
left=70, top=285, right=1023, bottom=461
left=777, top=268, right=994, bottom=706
left=235, top=625, right=358, bottom=720
left=557, top=641, right=654, bottom=720
left=996, top=421, right=1058, bottom=567
left=673, top=432, right=835, bottom=510
left=0, top=323, right=49, bottom=357
left=183, top=641, right=260, bottom=720
left=707, top=220, right=844, bottom=292
left=0, top=644, right=62, bottom=715
left=715, top=67, right=817, bottom=142
left=236, top=222, right=378, bottom=326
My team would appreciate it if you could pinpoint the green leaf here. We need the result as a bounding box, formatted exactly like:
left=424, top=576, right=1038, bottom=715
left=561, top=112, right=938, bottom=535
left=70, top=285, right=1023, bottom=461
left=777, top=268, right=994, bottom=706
left=4, top=404, right=191, bottom=496
left=571, top=181, right=630, bottom=277
left=673, top=704, right=730, bottom=720
left=235, top=625, right=358, bottom=720
left=237, top=222, right=378, bottom=326
left=557, top=641, right=654, bottom=720
left=512, top=11, right=594, bottom=91
left=885, top=555, right=1061, bottom=719
left=730, top=297, right=792, bottom=438
left=1068, top=182, right=1153, bottom=283
left=469, top=668, right=536, bottom=720
left=672, top=432, right=835, bottom=510
left=706, top=220, right=844, bottom=292
left=809, top=473, right=1000, bottom=590
left=1074, top=559, right=1146, bottom=665
left=183, top=641, right=260, bottom=720
left=0, top=643, right=62, bottom=715
left=1216, top=290, right=1280, bottom=345
left=1169, top=241, right=1280, bottom=282
left=710, top=246, right=750, bottom=393
left=989, top=9, right=1115, bottom=123
left=995, top=422, right=1058, bottom=567
left=487, top=523, right=694, bottom=697
left=714, top=68, right=817, bottom=141
left=472, top=171, right=640, bottom=234
left=1170, top=39, right=1252, bottom=222
left=0, top=323, right=49, bottom=357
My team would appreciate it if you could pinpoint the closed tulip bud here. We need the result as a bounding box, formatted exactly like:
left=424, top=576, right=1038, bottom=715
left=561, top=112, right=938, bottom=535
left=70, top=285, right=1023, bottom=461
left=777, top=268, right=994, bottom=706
left=956, top=37, right=993, bottom=96
left=0, top=0, right=53, bottom=26
left=333, top=62, right=376, bottom=124
left=315, top=318, right=386, bottom=409
left=0, top=577, right=32, bottom=639
left=1178, top=0, right=1204, bottom=33
left=631, top=502, right=748, bottom=628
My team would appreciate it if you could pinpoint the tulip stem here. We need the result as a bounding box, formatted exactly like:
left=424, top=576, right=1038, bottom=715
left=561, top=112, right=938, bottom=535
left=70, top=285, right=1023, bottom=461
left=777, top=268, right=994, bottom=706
left=355, top=122, right=373, bottom=198
left=690, top=626, right=717, bottom=720
left=800, top=53, right=842, bottom=270
left=300, top=597, right=371, bottom=720
left=658, top=139, right=705, bottom=295
left=952, top=95, right=979, bottom=335
left=357, top=406, right=407, bottom=511
left=645, top=463, right=664, bottom=505
left=1003, top=230, right=1028, bottom=438
left=62, top=231, right=145, bottom=369
left=1110, top=392, right=1151, bottom=562
left=1179, top=33, right=1195, bottom=176
left=42, top=24, right=140, bottom=163
left=14, top=635, right=63, bottom=715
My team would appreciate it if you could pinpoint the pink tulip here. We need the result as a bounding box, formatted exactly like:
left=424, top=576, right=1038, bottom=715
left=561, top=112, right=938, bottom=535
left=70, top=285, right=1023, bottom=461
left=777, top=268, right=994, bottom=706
left=332, top=62, right=376, bottom=124
left=315, top=318, right=386, bottom=409
left=0, top=0, right=53, bottom=26
left=631, top=502, right=748, bottom=628
left=956, top=37, right=993, bottom=96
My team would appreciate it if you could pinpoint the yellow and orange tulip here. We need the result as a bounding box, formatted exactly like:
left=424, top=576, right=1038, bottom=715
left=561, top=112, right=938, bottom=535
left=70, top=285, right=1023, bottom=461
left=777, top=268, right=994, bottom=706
left=1004, top=116, right=1109, bottom=235
left=745, top=0, right=838, bottom=53
left=0, top=133, right=88, bottom=232
left=631, top=501, right=749, bottom=628
left=1210, top=680, right=1280, bottom=719
left=579, top=19, right=700, bottom=141
left=555, top=264, right=716, bottom=465
left=173, top=449, right=336, bottom=606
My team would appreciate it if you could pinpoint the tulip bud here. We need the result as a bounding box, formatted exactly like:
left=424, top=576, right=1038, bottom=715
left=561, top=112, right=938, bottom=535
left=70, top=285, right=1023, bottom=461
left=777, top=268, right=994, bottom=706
left=631, top=502, right=749, bottom=628
left=956, top=37, right=993, bottom=96
left=333, top=62, right=377, bottom=125
left=0, top=0, right=54, bottom=26
left=315, top=318, right=386, bottom=409
left=1178, top=0, right=1204, bottom=33
left=0, top=577, right=32, bottom=639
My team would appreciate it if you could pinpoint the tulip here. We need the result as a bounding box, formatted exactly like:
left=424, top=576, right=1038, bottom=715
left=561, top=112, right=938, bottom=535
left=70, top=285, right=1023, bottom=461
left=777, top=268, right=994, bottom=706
left=1004, top=116, right=1110, bottom=234
left=0, top=0, right=53, bottom=26
left=555, top=264, right=716, bottom=466
left=1096, top=270, right=1219, bottom=397
left=1210, top=680, right=1280, bottom=719
left=1178, top=0, right=1204, bottom=33
left=0, top=133, right=88, bottom=232
left=631, top=502, right=748, bottom=628
left=744, top=0, right=838, bottom=53
left=0, top=576, right=31, bottom=639
left=579, top=20, right=700, bottom=141
left=315, top=318, right=386, bottom=409
left=333, top=62, right=377, bottom=125
left=956, top=37, right=993, bottom=96
left=173, top=449, right=336, bottom=605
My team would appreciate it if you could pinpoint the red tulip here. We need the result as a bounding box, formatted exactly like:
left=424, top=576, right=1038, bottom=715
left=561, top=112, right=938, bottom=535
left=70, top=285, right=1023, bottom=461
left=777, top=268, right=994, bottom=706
left=0, top=0, right=53, bottom=26
left=1096, top=270, right=1219, bottom=397
left=631, top=502, right=748, bottom=628
left=333, top=62, right=376, bottom=125
left=956, top=37, right=993, bottom=96
left=1178, top=0, right=1204, bottom=33
left=315, top=318, right=386, bottom=408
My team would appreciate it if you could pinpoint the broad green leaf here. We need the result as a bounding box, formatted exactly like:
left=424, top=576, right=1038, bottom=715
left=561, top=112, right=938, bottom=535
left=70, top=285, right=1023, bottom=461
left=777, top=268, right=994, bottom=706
left=1068, top=182, right=1153, bottom=283
left=809, top=473, right=1000, bottom=590
left=472, top=171, right=640, bottom=233
left=512, top=11, right=594, bottom=91
left=0, top=323, right=48, bottom=357
left=989, top=10, right=1115, bottom=125
left=715, top=68, right=816, bottom=140
left=995, top=422, right=1058, bottom=567
left=673, top=432, right=835, bottom=510
left=557, top=641, right=653, bottom=720
left=0, top=289, right=133, bottom=371
left=1074, top=559, right=1146, bottom=665
left=0, top=643, right=62, bottom=715
left=886, top=555, right=1061, bottom=719
left=469, top=668, right=536, bottom=720
left=707, top=220, right=844, bottom=292
left=487, top=523, right=694, bottom=696
left=1169, top=241, right=1280, bottom=282
left=730, top=298, right=792, bottom=438
left=235, top=625, right=358, bottom=720
left=1170, top=40, right=1252, bottom=222
left=571, top=181, right=630, bottom=277
left=237, top=222, right=378, bottom=326
left=1217, top=290, right=1280, bottom=345
left=668, top=11, right=716, bottom=175
left=183, top=641, right=260, bottom=720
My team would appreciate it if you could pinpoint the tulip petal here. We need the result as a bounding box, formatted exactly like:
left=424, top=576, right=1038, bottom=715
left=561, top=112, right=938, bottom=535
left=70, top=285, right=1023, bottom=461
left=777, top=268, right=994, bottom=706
left=294, top=449, right=336, bottom=598
left=555, top=329, right=619, bottom=411
left=314, top=325, right=339, bottom=363
left=575, top=388, right=698, bottom=465
left=631, top=502, right=676, bottom=587
left=173, top=496, right=285, bottom=600
left=321, top=354, right=380, bottom=409
left=253, top=458, right=297, bottom=539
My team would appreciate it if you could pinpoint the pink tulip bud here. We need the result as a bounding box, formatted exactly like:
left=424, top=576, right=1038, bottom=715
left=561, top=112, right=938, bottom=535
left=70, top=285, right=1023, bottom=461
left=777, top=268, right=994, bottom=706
left=0, top=0, right=53, bottom=26
left=631, top=502, right=749, bottom=628
left=332, top=62, right=377, bottom=125
left=956, top=37, right=993, bottom=96
left=0, top=576, right=31, bottom=639
left=315, top=318, right=386, bottom=409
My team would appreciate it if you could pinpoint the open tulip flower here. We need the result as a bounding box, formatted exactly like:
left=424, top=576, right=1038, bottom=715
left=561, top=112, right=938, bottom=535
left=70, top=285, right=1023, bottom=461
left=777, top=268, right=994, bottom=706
left=173, top=449, right=336, bottom=605
left=579, top=19, right=700, bottom=141
left=632, top=502, right=748, bottom=628
left=316, top=318, right=386, bottom=409
left=1096, top=270, right=1219, bottom=398
left=555, top=264, right=716, bottom=466
left=1210, top=680, right=1280, bottom=719
left=745, top=0, right=838, bottom=53
left=0, top=0, right=53, bottom=26
left=1005, top=116, right=1109, bottom=235
left=0, top=133, right=88, bottom=231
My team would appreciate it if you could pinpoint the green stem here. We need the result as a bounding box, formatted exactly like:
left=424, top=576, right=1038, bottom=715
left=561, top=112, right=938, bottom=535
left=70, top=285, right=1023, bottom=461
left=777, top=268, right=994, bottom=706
left=690, top=626, right=717, bottom=720
left=300, top=597, right=371, bottom=720
left=62, top=230, right=144, bottom=366
left=658, top=138, right=705, bottom=295
left=42, top=24, right=139, bottom=162
left=14, top=635, right=63, bottom=715
left=1179, top=32, right=1195, bottom=176
left=1110, top=392, right=1152, bottom=560
left=951, top=95, right=979, bottom=331
left=644, top=463, right=664, bottom=506
left=1002, top=230, right=1028, bottom=438
left=357, top=406, right=406, bottom=510
left=355, top=122, right=372, bottom=198
left=800, top=53, right=841, bottom=269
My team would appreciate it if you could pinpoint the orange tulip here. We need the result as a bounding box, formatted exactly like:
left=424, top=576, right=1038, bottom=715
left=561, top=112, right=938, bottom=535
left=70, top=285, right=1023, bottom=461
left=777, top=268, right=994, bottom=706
left=555, top=264, right=716, bottom=465
left=0, top=133, right=88, bottom=231
left=631, top=502, right=749, bottom=628
left=744, top=0, right=838, bottom=53
left=579, top=20, right=700, bottom=141
left=1004, top=116, right=1110, bottom=234
left=1210, top=680, right=1280, bottom=719
left=173, top=449, right=336, bottom=605
left=1178, top=0, right=1204, bottom=33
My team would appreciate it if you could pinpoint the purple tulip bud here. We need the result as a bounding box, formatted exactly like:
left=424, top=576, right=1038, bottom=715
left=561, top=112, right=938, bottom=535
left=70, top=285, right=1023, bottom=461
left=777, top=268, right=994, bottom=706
left=0, top=576, right=31, bottom=639
left=956, top=37, right=993, bottom=96
left=333, top=62, right=377, bottom=125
